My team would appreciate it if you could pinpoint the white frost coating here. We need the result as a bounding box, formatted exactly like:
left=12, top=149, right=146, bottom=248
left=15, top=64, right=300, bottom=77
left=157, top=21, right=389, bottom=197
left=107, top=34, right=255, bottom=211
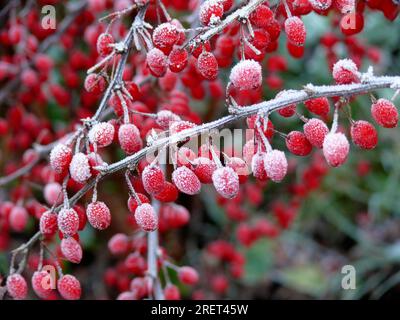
left=152, top=22, right=179, bottom=49
left=322, top=132, right=349, bottom=167
left=134, top=203, right=158, bottom=232
left=69, top=152, right=92, bottom=183
left=332, top=58, right=360, bottom=82
left=61, top=237, right=82, bottom=263
left=212, top=166, right=239, bottom=199
left=308, top=0, right=332, bottom=10
left=156, top=110, right=181, bottom=129
left=199, top=0, right=224, bottom=26
left=88, top=122, right=114, bottom=147
left=303, top=118, right=329, bottom=148
left=50, top=143, right=72, bottom=173
left=229, top=59, right=262, bottom=90
left=44, top=182, right=63, bottom=205
left=264, top=150, right=288, bottom=182
left=86, top=201, right=111, bottom=230
left=172, top=166, right=201, bottom=195
left=57, top=208, right=79, bottom=236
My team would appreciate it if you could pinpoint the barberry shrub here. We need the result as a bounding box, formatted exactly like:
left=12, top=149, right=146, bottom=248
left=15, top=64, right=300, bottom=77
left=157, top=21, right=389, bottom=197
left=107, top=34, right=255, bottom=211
left=0, top=0, right=400, bottom=301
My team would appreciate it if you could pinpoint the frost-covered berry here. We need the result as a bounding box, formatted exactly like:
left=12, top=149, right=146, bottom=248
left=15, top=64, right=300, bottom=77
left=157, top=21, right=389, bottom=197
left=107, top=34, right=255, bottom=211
left=156, top=110, right=181, bottom=129
left=249, top=4, right=274, bottom=28
left=128, top=193, right=150, bottom=213
left=58, top=208, right=79, bottom=236
left=169, top=120, right=196, bottom=135
left=154, top=182, right=179, bottom=202
left=323, top=132, right=350, bottom=167
left=50, top=143, right=72, bottom=174
left=332, top=59, right=359, bottom=84
left=164, top=284, right=181, bottom=300
left=118, top=124, right=143, bottom=155
left=251, top=152, right=268, bottom=181
left=192, top=157, right=217, bottom=184
left=44, top=182, right=62, bottom=206
left=172, top=166, right=201, bottom=195
left=371, top=98, right=398, bottom=128
left=69, top=152, right=92, bottom=183
left=168, top=47, right=188, bottom=73
left=284, top=16, right=306, bottom=46
left=350, top=120, right=378, bottom=150
left=276, top=91, right=296, bottom=117
left=310, top=0, right=332, bottom=10
left=40, top=211, right=58, bottom=236
left=212, top=166, right=239, bottom=199
left=84, top=74, right=106, bottom=94
left=86, top=201, right=111, bottom=230
left=264, top=150, right=288, bottom=182
left=88, top=122, right=114, bottom=147
left=178, top=266, right=199, bottom=285
left=58, top=274, right=81, bottom=300
left=32, top=271, right=53, bottom=299
left=7, top=274, right=28, bottom=300
left=61, top=237, right=82, bottom=264
left=197, top=51, right=218, bottom=81
left=199, top=0, right=224, bottom=26
left=152, top=23, right=180, bottom=53
left=97, top=33, right=114, bottom=56
left=135, top=203, right=158, bottom=232
left=226, top=157, right=248, bottom=183
left=229, top=59, right=262, bottom=91
left=108, top=233, right=129, bottom=255
left=303, top=118, right=329, bottom=148
left=147, top=48, right=168, bottom=77
left=9, top=206, right=28, bottom=232
left=304, top=97, right=330, bottom=116
left=286, top=131, right=312, bottom=156
left=142, top=165, right=166, bottom=195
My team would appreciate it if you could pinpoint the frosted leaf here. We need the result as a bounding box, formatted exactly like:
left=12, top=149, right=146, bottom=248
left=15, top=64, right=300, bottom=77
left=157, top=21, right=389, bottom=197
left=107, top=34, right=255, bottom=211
left=264, top=150, right=288, bottom=182
left=88, top=122, right=114, bottom=147
left=229, top=59, right=262, bottom=91
left=212, top=166, right=239, bottom=199
left=69, top=152, right=92, bottom=183
left=322, top=132, right=349, bottom=167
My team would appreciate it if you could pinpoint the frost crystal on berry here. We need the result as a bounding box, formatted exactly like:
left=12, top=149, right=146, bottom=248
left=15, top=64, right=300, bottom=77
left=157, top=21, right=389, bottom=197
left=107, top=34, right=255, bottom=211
left=61, top=237, right=82, bottom=264
left=303, top=118, right=329, bottom=148
left=229, top=59, right=262, bottom=90
left=58, top=274, right=81, bottom=300
left=58, top=208, right=79, bottom=236
left=172, top=166, right=201, bottom=195
left=197, top=51, right=218, bottom=81
left=32, top=271, right=53, bottom=299
left=251, top=152, right=268, bottom=181
left=147, top=48, right=168, bottom=77
left=212, top=166, right=240, bottom=199
left=284, top=16, right=306, bottom=46
left=152, top=23, right=179, bottom=52
left=199, top=0, right=224, bottom=26
left=88, top=122, right=114, bottom=147
left=118, top=124, right=143, bottom=155
left=156, top=110, right=180, bottom=129
left=40, top=211, right=58, bottom=236
left=371, top=98, right=398, bottom=128
left=50, top=143, right=72, bottom=174
left=135, top=203, right=158, bottom=232
left=332, top=59, right=359, bottom=84
left=86, top=201, right=111, bottom=230
left=7, top=274, right=28, bottom=300
left=350, top=120, right=378, bottom=150
left=44, top=182, right=62, bottom=206
left=323, top=132, right=350, bottom=167
left=192, top=157, right=217, bottom=184
left=69, top=152, right=92, bottom=183
left=142, top=164, right=166, bottom=194
left=264, top=150, right=288, bottom=182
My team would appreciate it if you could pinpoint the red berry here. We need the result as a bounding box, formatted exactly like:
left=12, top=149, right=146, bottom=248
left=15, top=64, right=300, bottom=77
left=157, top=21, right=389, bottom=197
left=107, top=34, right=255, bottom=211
left=332, top=59, right=359, bottom=84
left=97, top=33, right=114, bottom=56
left=44, top=182, right=62, bottom=206
left=108, top=233, right=129, bottom=255
left=169, top=120, right=196, bottom=135
left=226, top=157, right=248, bottom=184
left=323, top=132, right=350, bottom=167
left=88, top=122, right=114, bottom=148
left=50, top=144, right=72, bottom=174
left=178, top=266, right=199, bottom=285
left=286, top=131, right=312, bottom=156
left=350, top=120, right=378, bottom=150
left=147, top=48, right=168, bottom=77
left=199, top=0, right=224, bottom=26
left=154, top=182, right=179, bottom=202
left=168, top=47, right=188, bottom=73
left=118, top=124, right=143, bottom=154
left=156, top=110, right=181, bottom=129
left=162, top=203, right=190, bottom=228
left=251, top=152, right=268, bottom=181
left=371, top=98, right=398, bottom=128
left=61, top=237, right=82, bottom=264
left=192, top=157, right=217, bottom=184
left=284, top=16, right=306, bottom=46
left=212, top=167, right=239, bottom=199
left=278, top=105, right=296, bottom=117
left=7, top=274, right=28, bottom=300
left=197, top=51, right=218, bottom=81
left=304, top=97, right=330, bottom=116
left=229, top=59, right=262, bottom=90
left=340, top=12, right=364, bottom=36
left=32, top=271, right=53, bottom=299
left=142, top=165, right=166, bottom=195
left=84, top=74, right=106, bottom=94
left=152, top=23, right=180, bottom=53
left=69, top=152, right=92, bottom=183
left=127, top=193, right=150, bottom=213
left=164, top=284, right=180, bottom=300
left=249, top=4, right=273, bottom=28
left=58, top=208, right=79, bottom=236
left=57, top=274, right=81, bottom=300
left=303, top=118, right=329, bottom=148
left=40, top=211, right=58, bottom=236
left=9, top=206, right=28, bottom=232
left=135, top=203, right=158, bottom=232
left=172, top=166, right=201, bottom=195
left=264, top=150, right=288, bottom=182
left=86, top=201, right=111, bottom=230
